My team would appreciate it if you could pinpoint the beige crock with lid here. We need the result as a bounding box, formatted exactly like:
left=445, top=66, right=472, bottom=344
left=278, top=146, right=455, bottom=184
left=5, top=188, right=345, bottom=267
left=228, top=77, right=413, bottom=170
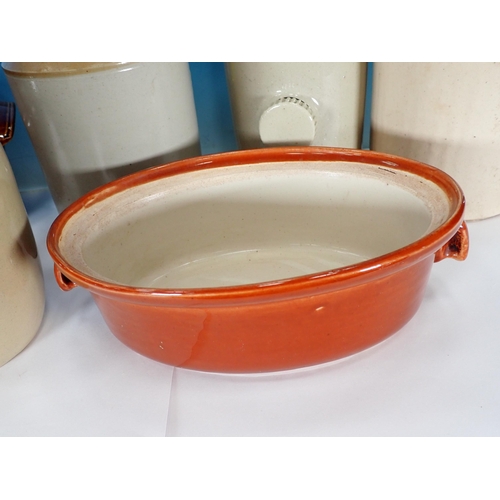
left=0, top=102, right=45, bottom=366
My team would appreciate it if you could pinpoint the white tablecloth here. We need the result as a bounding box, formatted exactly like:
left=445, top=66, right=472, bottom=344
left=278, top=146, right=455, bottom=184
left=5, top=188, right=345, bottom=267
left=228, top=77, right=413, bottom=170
left=1, top=190, right=499, bottom=436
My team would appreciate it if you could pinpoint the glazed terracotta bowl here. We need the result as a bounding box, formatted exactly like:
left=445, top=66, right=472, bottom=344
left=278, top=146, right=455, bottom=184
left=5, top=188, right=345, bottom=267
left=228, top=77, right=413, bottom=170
left=47, top=147, right=468, bottom=373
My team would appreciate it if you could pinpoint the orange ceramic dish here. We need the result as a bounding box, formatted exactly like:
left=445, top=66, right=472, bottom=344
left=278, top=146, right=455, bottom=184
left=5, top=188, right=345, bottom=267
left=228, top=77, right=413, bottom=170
left=47, top=147, right=468, bottom=373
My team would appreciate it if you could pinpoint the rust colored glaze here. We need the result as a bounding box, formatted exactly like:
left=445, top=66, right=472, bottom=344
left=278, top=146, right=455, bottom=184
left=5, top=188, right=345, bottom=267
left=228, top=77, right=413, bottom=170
left=91, top=256, right=435, bottom=372
left=47, top=147, right=468, bottom=373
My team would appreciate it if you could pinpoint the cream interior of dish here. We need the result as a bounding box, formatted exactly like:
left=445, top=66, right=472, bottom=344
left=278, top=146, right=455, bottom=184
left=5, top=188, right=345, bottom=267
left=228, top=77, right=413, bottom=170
left=59, top=161, right=452, bottom=289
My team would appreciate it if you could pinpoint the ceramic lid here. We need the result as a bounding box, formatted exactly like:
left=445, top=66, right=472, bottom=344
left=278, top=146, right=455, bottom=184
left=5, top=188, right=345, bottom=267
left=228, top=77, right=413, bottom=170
left=2, top=62, right=129, bottom=77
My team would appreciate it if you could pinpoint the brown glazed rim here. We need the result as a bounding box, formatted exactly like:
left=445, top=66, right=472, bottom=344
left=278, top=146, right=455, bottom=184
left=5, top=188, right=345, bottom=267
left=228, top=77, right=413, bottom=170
left=47, top=147, right=466, bottom=306
left=2, top=62, right=130, bottom=78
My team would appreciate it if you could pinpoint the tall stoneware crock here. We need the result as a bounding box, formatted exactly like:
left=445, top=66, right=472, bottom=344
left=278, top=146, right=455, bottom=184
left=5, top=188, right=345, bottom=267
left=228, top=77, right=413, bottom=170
left=226, top=63, right=366, bottom=149
left=371, top=62, right=500, bottom=221
left=0, top=102, right=44, bottom=366
left=2, top=62, right=200, bottom=212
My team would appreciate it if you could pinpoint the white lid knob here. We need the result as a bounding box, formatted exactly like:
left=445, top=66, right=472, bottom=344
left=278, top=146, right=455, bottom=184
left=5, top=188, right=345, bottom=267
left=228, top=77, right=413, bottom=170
left=259, top=97, right=316, bottom=145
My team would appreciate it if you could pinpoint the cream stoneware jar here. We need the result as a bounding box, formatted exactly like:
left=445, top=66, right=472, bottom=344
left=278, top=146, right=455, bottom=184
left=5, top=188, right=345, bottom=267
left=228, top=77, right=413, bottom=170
left=371, top=62, right=500, bottom=221
left=226, top=63, right=366, bottom=149
left=0, top=102, right=44, bottom=367
left=2, top=62, right=200, bottom=212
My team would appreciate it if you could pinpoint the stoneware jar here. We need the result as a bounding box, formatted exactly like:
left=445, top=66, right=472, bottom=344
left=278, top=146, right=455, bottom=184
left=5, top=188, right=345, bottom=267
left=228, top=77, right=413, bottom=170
left=226, top=62, right=366, bottom=149
left=2, top=62, right=201, bottom=212
left=0, top=102, right=45, bottom=367
left=371, top=62, right=500, bottom=221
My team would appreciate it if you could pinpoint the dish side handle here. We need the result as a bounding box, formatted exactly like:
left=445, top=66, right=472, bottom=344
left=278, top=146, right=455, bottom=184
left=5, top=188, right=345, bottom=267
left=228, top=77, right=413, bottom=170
left=434, top=222, right=469, bottom=262
left=54, top=265, right=78, bottom=291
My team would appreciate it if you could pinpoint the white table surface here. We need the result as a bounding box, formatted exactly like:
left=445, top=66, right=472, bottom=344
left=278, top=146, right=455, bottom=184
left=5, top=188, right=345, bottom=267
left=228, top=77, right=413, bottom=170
left=1, top=189, right=499, bottom=437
